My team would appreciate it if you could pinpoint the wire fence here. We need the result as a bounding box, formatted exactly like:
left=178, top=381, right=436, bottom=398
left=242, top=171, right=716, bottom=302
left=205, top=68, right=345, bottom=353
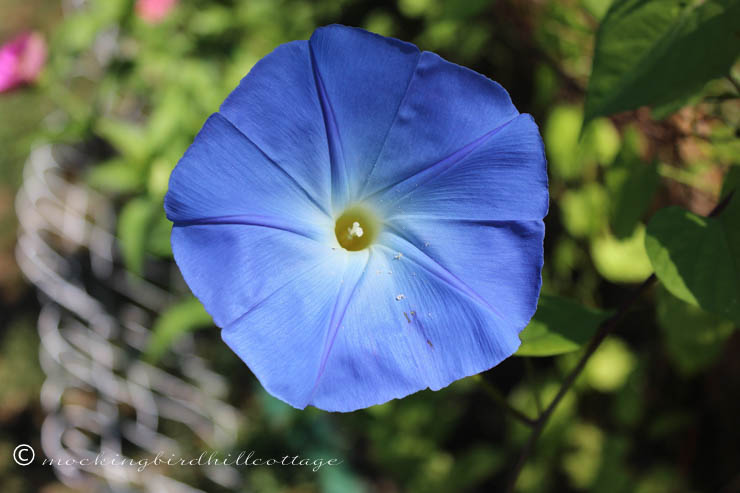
left=16, top=144, right=242, bottom=493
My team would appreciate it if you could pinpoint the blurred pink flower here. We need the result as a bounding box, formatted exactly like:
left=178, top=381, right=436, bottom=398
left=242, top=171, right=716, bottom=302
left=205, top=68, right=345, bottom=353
left=136, top=0, right=179, bottom=24
left=0, top=32, right=47, bottom=93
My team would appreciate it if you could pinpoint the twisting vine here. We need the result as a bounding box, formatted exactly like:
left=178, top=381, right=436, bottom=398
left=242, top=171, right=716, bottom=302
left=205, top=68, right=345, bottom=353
left=502, top=191, right=735, bottom=493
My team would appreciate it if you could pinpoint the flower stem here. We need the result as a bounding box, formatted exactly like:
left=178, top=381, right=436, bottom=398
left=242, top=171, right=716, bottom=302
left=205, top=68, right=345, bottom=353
left=475, top=375, right=537, bottom=427
left=524, top=358, right=542, bottom=417
left=505, top=191, right=735, bottom=493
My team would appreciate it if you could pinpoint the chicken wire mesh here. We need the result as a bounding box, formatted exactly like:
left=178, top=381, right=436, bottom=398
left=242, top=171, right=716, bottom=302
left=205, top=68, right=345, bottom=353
left=15, top=143, right=243, bottom=493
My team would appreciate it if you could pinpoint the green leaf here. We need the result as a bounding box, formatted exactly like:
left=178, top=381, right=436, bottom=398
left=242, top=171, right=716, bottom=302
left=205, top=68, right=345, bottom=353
left=440, top=0, right=491, bottom=20
left=585, top=0, right=740, bottom=124
left=189, top=6, right=234, bottom=36
left=145, top=297, right=213, bottom=362
left=656, top=287, right=735, bottom=376
left=562, top=423, right=605, bottom=488
left=712, top=125, right=740, bottom=166
left=582, top=338, right=636, bottom=392
left=147, top=209, right=173, bottom=258
left=583, top=116, right=621, bottom=167
left=645, top=197, right=740, bottom=324
left=445, top=446, right=506, bottom=491
left=605, top=127, right=660, bottom=238
left=117, top=198, right=156, bottom=275
left=146, top=90, right=190, bottom=152
left=591, top=225, right=654, bottom=283
left=650, top=90, right=704, bottom=121
left=582, top=0, right=615, bottom=20
left=87, top=159, right=144, bottom=194
left=545, top=106, right=584, bottom=180
left=398, top=0, right=434, bottom=18
left=561, top=183, right=609, bottom=238
left=517, top=295, right=612, bottom=357
left=721, top=166, right=740, bottom=200
left=96, top=118, right=150, bottom=163
left=147, top=158, right=176, bottom=199
left=53, top=13, right=102, bottom=53
left=545, top=106, right=620, bottom=181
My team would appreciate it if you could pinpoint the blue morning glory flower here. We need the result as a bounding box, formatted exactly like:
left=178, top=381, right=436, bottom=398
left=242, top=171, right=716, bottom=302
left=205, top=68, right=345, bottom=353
left=165, top=25, right=548, bottom=412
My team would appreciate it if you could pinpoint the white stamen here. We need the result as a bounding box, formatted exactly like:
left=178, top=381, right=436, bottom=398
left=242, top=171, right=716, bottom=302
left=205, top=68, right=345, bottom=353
left=395, top=294, right=405, bottom=301
left=347, top=221, right=364, bottom=238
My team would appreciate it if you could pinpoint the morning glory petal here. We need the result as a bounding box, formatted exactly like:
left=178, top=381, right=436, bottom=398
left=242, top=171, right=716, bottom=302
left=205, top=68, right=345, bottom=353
left=171, top=224, right=336, bottom=329
left=308, top=244, right=522, bottom=412
left=360, top=50, right=520, bottom=198
left=166, top=113, right=336, bottom=328
left=381, top=219, right=545, bottom=329
left=165, top=112, right=330, bottom=232
left=371, top=114, right=548, bottom=222
left=219, top=40, right=331, bottom=210
left=168, top=25, right=549, bottom=412
left=308, top=25, right=421, bottom=198
left=221, top=251, right=369, bottom=409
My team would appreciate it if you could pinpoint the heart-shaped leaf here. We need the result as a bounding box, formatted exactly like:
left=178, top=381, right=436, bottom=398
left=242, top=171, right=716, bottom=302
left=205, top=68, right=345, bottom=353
left=517, top=295, right=612, bottom=357
left=645, top=195, right=740, bottom=324
left=585, top=0, right=740, bottom=124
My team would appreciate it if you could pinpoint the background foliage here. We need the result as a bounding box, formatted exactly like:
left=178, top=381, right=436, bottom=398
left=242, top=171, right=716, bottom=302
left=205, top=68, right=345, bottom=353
left=1, top=0, right=739, bottom=492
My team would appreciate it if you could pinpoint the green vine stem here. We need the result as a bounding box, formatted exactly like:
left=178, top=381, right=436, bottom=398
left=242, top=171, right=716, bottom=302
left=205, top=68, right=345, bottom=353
left=505, top=191, right=735, bottom=493
left=475, top=375, right=537, bottom=427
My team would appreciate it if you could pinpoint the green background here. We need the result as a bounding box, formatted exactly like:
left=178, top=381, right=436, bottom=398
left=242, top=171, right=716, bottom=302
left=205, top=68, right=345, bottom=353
left=0, top=0, right=738, bottom=492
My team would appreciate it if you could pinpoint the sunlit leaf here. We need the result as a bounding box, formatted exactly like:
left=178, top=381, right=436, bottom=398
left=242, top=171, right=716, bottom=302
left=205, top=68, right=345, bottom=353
left=147, top=89, right=190, bottom=152
left=591, top=225, right=653, bottom=283
left=561, top=183, right=609, bottom=238
left=189, top=6, right=234, bottom=36
left=517, top=295, right=612, bottom=357
left=645, top=197, right=740, bottom=324
left=147, top=158, right=177, bottom=198
left=605, top=126, right=659, bottom=238
left=96, top=118, right=150, bottom=163
left=585, top=0, right=740, bottom=124
left=87, top=159, right=144, bottom=194
left=145, top=297, right=213, bottom=361
left=545, top=105, right=584, bottom=180
left=584, top=117, right=621, bottom=167
left=582, top=0, right=615, bottom=20
left=582, top=338, right=636, bottom=392
left=398, top=0, right=433, bottom=18
left=147, top=209, right=173, bottom=258
left=545, top=106, right=619, bottom=181
left=117, top=197, right=155, bottom=275
left=562, top=423, right=604, bottom=489
left=712, top=126, right=740, bottom=166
